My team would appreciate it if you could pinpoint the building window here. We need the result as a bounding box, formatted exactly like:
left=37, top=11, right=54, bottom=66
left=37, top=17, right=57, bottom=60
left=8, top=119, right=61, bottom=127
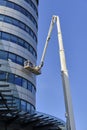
left=0, top=1, right=6, bottom=6
left=21, top=100, right=27, bottom=111
left=9, top=53, right=16, bottom=62
left=28, top=82, right=32, bottom=92
left=0, top=71, right=6, bottom=81
left=0, top=51, right=8, bottom=60
left=6, top=1, right=14, bottom=8
left=31, top=105, right=35, bottom=114
left=2, top=32, right=10, bottom=41
left=16, top=56, right=23, bottom=65
left=14, top=98, right=35, bottom=113
left=15, top=75, right=22, bottom=86
left=30, top=46, right=33, bottom=54
left=10, top=35, right=17, bottom=43
left=14, top=4, right=21, bottom=11
left=24, top=42, right=29, bottom=49
left=22, top=79, right=27, bottom=89
left=0, top=32, right=1, bottom=38
left=27, top=103, right=31, bottom=113
left=18, top=38, right=24, bottom=46
left=15, top=98, right=21, bottom=110
left=4, top=16, right=12, bottom=23
left=0, top=50, right=26, bottom=66
left=0, top=31, right=37, bottom=58
left=0, top=14, right=4, bottom=21
left=7, top=73, right=15, bottom=83
left=19, top=22, right=25, bottom=30
left=0, top=0, right=37, bottom=28
left=32, top=86, right=36, bottom=95
left=0, top=71, right=36, bottom=95
left=24, top=0, right=38, bottom=16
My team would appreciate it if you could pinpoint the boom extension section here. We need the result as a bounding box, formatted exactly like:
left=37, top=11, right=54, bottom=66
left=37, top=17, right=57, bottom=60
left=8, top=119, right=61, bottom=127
left=24, top=16, right=56, bottom=75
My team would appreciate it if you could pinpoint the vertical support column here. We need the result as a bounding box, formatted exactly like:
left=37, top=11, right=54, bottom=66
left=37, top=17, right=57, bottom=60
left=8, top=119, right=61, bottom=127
left=56, top=16, right=76, bottom=130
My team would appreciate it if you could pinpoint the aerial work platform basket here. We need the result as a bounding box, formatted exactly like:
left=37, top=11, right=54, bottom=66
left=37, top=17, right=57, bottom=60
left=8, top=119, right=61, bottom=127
left=24, top=60, right=41, bottom=75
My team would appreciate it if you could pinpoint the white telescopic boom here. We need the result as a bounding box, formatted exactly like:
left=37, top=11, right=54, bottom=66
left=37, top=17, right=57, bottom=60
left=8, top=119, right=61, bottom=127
left=40, top=15, right=76, bottom=130
left=24, top=15, right=76, bottom=130
left=39, top=17, right=56, bottom=69
left=56, top=16, right=76, bottom=130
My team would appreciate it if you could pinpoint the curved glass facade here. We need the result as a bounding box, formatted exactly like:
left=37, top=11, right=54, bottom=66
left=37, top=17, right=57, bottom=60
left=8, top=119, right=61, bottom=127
left=24, top=0, right=38, bottom=16
left=0, top=14, right=37, bottom=42
left=0, top=71, right=36, bottom=95
left=0, top=31, right=37, bottom=58
left=0, top=0, right=37, bottom=28
left=0, top=0, right=38, bottom=113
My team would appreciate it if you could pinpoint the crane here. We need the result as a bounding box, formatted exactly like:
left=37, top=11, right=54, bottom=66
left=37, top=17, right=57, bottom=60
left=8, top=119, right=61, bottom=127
left=24, top=15, right=76, bottom=130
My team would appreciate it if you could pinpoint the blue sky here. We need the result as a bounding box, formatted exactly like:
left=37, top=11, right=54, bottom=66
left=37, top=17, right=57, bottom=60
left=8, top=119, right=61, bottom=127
left=36, top=1, right=87, bottom=130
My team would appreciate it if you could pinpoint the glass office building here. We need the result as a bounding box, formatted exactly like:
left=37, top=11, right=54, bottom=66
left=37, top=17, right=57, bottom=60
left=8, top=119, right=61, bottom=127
left=0, top=0, right=38, bottom=113
left=0, top=0, right=65, bottom=129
